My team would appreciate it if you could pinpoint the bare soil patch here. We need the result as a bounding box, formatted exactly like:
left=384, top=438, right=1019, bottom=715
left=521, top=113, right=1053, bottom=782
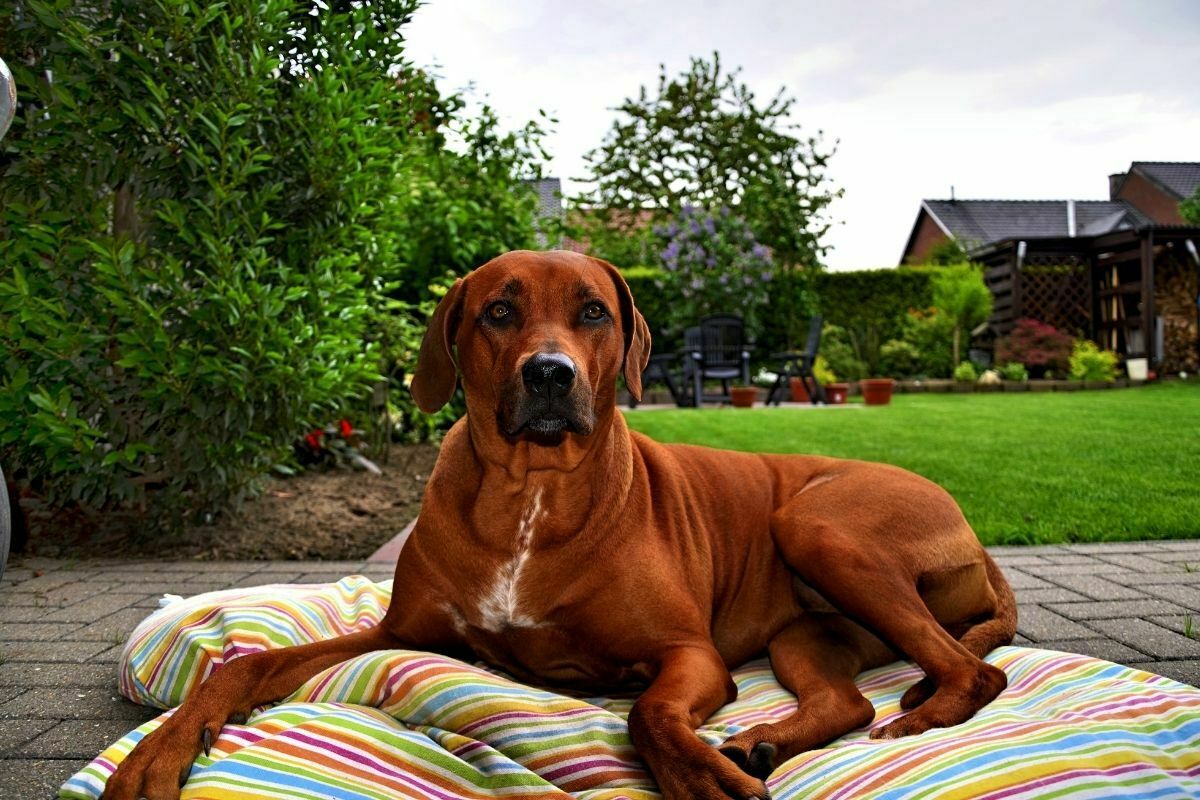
left=18, top=444, right=439, bottom=561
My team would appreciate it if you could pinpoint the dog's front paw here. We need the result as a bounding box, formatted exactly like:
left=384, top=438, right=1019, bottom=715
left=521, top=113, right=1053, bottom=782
left=100, top=717, right=213, bottom=800
left=652, top=742, right=770, bottom=800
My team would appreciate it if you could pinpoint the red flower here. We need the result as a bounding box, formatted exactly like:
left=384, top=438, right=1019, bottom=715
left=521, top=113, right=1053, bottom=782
left=339, top=419, right=353, bottom=438
left=305, top=430, right=324, bottom=450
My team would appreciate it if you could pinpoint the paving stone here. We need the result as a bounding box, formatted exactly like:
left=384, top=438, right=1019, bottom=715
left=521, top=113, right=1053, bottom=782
left=0, top=686, right=25, bottom=705
left=1012, top=587, right=1091, bottom=604
left=1146, top=615, right=1200, bottom=638
left=0, top=622, right=85, bottom=642
left=228, top=572, right=305, bottom=588
left=1128, top=660, right=1200, bottom=687
left=295, top=571, right=361, bottom=583
left=1036, top=638, right=1149, bottom=663
left=71, top=608, right=154, bottom=643
left=0, top=581, right=99, bottom=607
left=0, top=757, right=89, bottom=799
left=992, top=555, right=1052, bottom=567
left=1154, top=541, right=1200, bottom=552
left=1000, top=569, right=1056, bottom=590
left=1013, top=633, right=1034, bottom=645
left=1020, top=563, right=1133, bottom=577
left=0, top=568, right=35, bottom=585
left=0, top=662, right=117, bottom=688
left=1094, top=554, right=1178, bottom=572
left=0, top=641, right=115, bottom=663
left=0, top=605, right=62, bottom=623
left=1085, top=618, right=1200, bottom=660
left=43, top=593, right=148, bottom=623
left=1015, top=605, right=1096, bottom=641
left=1035, top=574, right=1149, bottom=601
left=1107, top=571, right=1200, bottom=586
left=1046, top=599, right=1189, bottom=620
left=0, top=717, right=57, bottom=755
left=986, top=545, right=1067, bottom=556
left=18, top=718, right=139, bottom=759
left=1060, top=541, right=1170, bottom=554
left=1140, top=584, right=1200, bottom=612
left=86, top=645, right=124, bottom=664
left=1040, top=554, right=1105, bottom=565
left=0, top=685, right=158, bottom=721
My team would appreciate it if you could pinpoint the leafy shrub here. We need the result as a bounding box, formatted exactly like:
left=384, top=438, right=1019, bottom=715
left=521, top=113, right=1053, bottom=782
left=879, top=339, right=922, bottom=378
left=995, top=319, right=1074, bottom=378
left=813, top=355, right=837, bottom=385
left=1069, top=341, right=1119, bottom=382
left=900, top=307, right=955, bottom=378
left=931, top=264, right=992, bottom=367
left=954, top=361, right=979, bottom=382
left=999, top=362, right=1029, bottom=382
left=821, top=325, right=868, bottom=382
left=0, top=0, right=541, bottom=532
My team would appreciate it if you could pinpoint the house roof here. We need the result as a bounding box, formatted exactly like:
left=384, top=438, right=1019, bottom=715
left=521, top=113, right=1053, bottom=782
left=1127, top=161, right=1200, bottom=200
left=920, top=199, right=1151, bottom=250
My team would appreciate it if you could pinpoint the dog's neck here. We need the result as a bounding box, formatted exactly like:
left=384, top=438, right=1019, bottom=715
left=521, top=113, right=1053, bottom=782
left=463, top=403, right=635, bottom=544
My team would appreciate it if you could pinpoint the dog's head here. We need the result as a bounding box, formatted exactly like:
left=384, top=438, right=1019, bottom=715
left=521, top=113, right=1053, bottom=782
left=410, top=251, right=651, bottom=443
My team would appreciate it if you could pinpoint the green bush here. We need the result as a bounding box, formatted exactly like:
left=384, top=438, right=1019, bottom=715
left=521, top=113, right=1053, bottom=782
left=1069, top=340, right=1119, bottom=382
left=954, top=361, right=979, bottom=382
left=821, top=325, right=868, bottom=382
left=0, top=0, right=541, bottom=531
left=900, top=307, right=955, bottom=378
left=879, top=339, right=923, bottom=378
left=999, top=362, right=1029, bottom=382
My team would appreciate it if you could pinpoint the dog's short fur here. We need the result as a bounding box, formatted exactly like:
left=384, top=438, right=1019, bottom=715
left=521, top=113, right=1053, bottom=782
left=103, top=251, right=1015, bottom=800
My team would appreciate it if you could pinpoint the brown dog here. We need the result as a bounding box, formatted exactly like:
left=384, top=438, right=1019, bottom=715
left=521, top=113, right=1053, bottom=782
left=102, top=250, right=1016, bottom=800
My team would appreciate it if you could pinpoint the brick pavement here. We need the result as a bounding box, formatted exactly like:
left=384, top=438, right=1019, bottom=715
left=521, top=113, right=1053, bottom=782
left=3, top=541, right=1200, bottom=798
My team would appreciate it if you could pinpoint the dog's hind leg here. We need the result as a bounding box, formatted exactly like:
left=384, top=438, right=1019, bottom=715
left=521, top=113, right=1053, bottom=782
left=770, top=513, right=1008, bottom=743
left=718, top=614, right=894, bottom=779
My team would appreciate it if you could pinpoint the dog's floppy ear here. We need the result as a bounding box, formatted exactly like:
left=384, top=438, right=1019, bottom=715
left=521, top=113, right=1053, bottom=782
left=410, top=278, right=466, bottom=413
left=594, top=257, right=652, bottom=402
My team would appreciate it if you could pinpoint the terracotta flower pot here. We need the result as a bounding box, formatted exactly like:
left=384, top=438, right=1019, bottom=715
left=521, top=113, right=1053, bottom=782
left=859, top=378, right=895, bottom=406
left=788, top=377, right=810, bottom=403
left=730, top=386, right=757, bottom=408
left=825, top=383, right=848, bottom=405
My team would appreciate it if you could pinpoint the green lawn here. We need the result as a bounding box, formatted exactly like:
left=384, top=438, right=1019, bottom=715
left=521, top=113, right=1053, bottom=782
left=622, top=382, right=1200, bottom=546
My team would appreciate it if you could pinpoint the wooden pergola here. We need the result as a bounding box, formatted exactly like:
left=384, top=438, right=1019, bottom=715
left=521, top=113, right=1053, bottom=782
left=974, top=226, right=1200, bottom=371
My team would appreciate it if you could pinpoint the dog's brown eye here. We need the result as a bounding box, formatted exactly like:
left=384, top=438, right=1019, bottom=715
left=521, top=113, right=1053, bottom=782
left=583, top=302, right=607, bottom=321
left=487, top=302, right=512, bottom=322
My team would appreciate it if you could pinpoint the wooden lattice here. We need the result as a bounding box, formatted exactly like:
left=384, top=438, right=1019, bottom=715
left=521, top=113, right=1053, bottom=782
left=1020, top=256, right=1090, bottom=336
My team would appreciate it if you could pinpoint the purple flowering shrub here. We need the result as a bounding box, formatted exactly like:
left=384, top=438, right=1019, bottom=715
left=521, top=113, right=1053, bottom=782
left=653, top=204, right=775, bottom=337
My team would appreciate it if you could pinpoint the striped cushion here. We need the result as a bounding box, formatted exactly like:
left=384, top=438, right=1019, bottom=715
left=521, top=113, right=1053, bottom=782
left=62, top=577, right=1200, bottom=799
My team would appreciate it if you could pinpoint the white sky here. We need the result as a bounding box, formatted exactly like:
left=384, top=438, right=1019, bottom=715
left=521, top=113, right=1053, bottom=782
left=404, top=0, right=1200, bottom=270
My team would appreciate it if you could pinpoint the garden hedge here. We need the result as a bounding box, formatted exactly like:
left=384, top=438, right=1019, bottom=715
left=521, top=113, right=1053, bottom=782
left=621, top=266, right=934, bottom=360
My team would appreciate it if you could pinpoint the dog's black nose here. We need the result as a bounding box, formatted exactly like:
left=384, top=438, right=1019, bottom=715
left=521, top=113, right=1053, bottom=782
left=522, top=353, right=576, bottom=397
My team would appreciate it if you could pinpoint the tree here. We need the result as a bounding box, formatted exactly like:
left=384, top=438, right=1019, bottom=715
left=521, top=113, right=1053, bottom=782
left=931, top=264, right=993, bottom=367
left=0, top=0, right=544, bottom=533
left=921, top=238, right=972, bottom=266
left=575, top=53, right=839, bottom=267
left=1180, top=187, right=1200, bottom=225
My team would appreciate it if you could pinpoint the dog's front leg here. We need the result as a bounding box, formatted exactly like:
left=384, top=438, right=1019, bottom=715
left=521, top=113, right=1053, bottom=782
left=100, top=625, right=403, bottom=800
left=629, top=645, right=768, bottom=800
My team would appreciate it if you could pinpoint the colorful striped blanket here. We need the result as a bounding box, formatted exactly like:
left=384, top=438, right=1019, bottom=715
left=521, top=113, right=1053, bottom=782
left=62, top=576, right=1200, bottom=799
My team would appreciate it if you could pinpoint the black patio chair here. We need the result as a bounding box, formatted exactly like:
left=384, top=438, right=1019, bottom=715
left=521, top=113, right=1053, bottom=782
left=766, top=315, right=826, bottom=405
left=681, top=314, right=752, bottom=406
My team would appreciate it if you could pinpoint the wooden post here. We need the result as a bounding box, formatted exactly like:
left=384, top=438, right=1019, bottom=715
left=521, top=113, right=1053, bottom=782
left=1142, top=231, right=1155, bottom=363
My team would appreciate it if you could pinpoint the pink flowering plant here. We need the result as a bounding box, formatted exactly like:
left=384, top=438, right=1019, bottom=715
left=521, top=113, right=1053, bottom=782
left=995, top=318, right=1074, bottom=378
left=653, top=204, right=776, bottom=337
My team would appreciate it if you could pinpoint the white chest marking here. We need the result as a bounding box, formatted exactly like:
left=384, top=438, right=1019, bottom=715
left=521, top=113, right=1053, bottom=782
left=477, top=487, right=545, bottom=632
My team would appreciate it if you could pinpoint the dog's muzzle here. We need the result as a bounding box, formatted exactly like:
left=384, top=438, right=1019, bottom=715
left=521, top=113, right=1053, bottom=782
left=504, top=352, right=593, bottom=437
